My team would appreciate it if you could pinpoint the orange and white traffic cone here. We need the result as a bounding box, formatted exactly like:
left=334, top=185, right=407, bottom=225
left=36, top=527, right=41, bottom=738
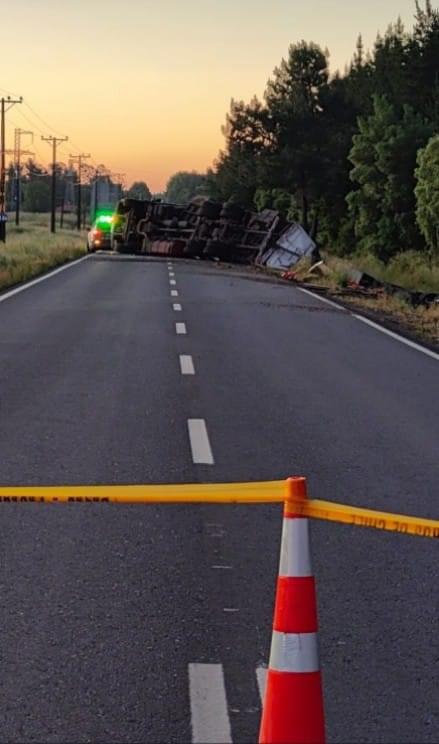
left=259, top=477, right=325, bottom=744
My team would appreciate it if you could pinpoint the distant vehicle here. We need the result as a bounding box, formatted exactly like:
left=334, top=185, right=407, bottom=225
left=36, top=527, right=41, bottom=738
left=87, top=213, right=114, bottom=252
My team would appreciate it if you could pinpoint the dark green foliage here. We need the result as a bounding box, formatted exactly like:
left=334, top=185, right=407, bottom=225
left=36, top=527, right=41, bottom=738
left=165, top=171, right=208, bottom=204
left=347, top=96, right=432, bottom=260
left=208, top=1, right=439, bottom=262
left=22, top=179, right=51, bottom=213
left=415, top=134, right=439, bottom=255
left=125, top=181, right=152, bottom=201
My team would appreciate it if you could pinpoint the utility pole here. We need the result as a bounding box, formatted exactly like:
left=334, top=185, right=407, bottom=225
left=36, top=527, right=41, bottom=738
left=42, top=135, right=68, bottom=233
left=70, top=153, right=90, bottom=230
left=0, top=95, right=23, bottom=242
left=14, top=128, right=33, bottom=226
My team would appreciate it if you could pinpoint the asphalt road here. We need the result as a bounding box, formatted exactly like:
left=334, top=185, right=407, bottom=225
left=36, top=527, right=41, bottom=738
left=0, top=254, right=438, bottom=743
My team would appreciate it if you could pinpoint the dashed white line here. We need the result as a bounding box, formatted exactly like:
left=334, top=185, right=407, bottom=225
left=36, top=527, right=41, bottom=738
left=180, top=354, right=195, bottom=375
left=187, top=419, right=214, bottom=464
left=189, top=663, right=232, bottom=744
left=170, top=279, right=177, bottom=286
left=173, top=303, right=182, bottom=311
left=0, top=255, right=90, bottom=305
left=256, top=667, right=267, bottom=704
left=171, top=289, right=179, bottom=297
left=212, top=565, right=232, bottom=570
left=176, top=322, right=187, bottom=335
left=169, top=271, right=175, bottom=277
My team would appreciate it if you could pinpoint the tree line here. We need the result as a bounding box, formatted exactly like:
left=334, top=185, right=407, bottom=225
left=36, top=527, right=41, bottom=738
left=205, top=1, right=439, bottom=261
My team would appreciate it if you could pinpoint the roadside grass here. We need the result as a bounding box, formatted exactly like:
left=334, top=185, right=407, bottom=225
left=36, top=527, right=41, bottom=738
left=329, top=291, right=439, bottom=346
left=323, top=251, right=439, bottom=293
left=0, top=213, right=87, bottom=291
left=296, top=250, right=439, bottom=347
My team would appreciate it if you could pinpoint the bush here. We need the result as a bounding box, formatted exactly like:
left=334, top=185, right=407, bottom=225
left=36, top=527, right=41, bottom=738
left=415, top=134, right=439, bottom=256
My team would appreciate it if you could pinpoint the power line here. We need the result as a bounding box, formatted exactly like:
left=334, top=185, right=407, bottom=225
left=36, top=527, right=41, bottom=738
left=23, top=102, right=68, bottom=140
left=0, top=86, right=21, bottom=98
left=14, top=106, right=47, bottom=137
left=10, top=100, right=103, bottom=175
left=6, top=94, right=104, bottom=169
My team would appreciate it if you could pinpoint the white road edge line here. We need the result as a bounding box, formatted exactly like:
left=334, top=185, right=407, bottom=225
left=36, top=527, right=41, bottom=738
left=180, top=354, right=195, bottom=375
left=0, top=255, right=90, bottom=305
left=354, top=314, right=439, bottom=361
left=171, top=289, right=179, bottom=297
left=189, top=663, right=232, bottom=744
left=256, top=667, right=267, bottom=705
left=176, top=322, right=187, bottom=335
left=173, top=303, right=182, bottom=311
left=297, top=286, right=439, bottom=362
left=298, top=286, right=345, bottom=311
left=187, top=419, right=214, bottom=465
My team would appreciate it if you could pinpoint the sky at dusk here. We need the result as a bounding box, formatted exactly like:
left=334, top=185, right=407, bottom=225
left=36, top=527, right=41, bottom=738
left=2, top=0, right=424, bottom=191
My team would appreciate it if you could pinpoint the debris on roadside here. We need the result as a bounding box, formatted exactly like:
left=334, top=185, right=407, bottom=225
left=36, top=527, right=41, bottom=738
left=344, top=268, right=439, bottom=308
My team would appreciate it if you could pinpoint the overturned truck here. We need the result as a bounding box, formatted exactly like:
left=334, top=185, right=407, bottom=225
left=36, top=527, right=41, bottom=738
left=111, top=196, right=316, bottom=266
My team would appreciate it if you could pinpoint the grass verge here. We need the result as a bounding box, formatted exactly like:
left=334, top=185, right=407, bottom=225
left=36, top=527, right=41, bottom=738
left=294, top=251, right=439, bottom=349
left=0, top=214, right=87, bottom=292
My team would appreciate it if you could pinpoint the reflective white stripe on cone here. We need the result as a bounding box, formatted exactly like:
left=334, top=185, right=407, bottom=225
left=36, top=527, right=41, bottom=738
left=259, top=477, right=325, bottom=744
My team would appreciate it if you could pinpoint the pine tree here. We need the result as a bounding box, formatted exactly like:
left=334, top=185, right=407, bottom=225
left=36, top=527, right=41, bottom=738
left=347, top=96, right=432, bottom=260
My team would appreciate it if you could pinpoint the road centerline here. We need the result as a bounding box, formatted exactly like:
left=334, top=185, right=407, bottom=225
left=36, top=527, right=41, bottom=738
left=180, top=355, right=195, bottom=375
left=176, top=322, right=187, bottom=335
left=188, top=663, right=232, bottom=744
left=187, top=419, right=214, bottom=464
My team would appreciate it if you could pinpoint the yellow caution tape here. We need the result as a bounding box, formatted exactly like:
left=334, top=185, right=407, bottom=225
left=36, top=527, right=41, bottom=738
left=285, top=498, right=439, bottom=540
left=0, top=480, right=437, bottom=539
left=0, top=480, right=285, bottom=504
